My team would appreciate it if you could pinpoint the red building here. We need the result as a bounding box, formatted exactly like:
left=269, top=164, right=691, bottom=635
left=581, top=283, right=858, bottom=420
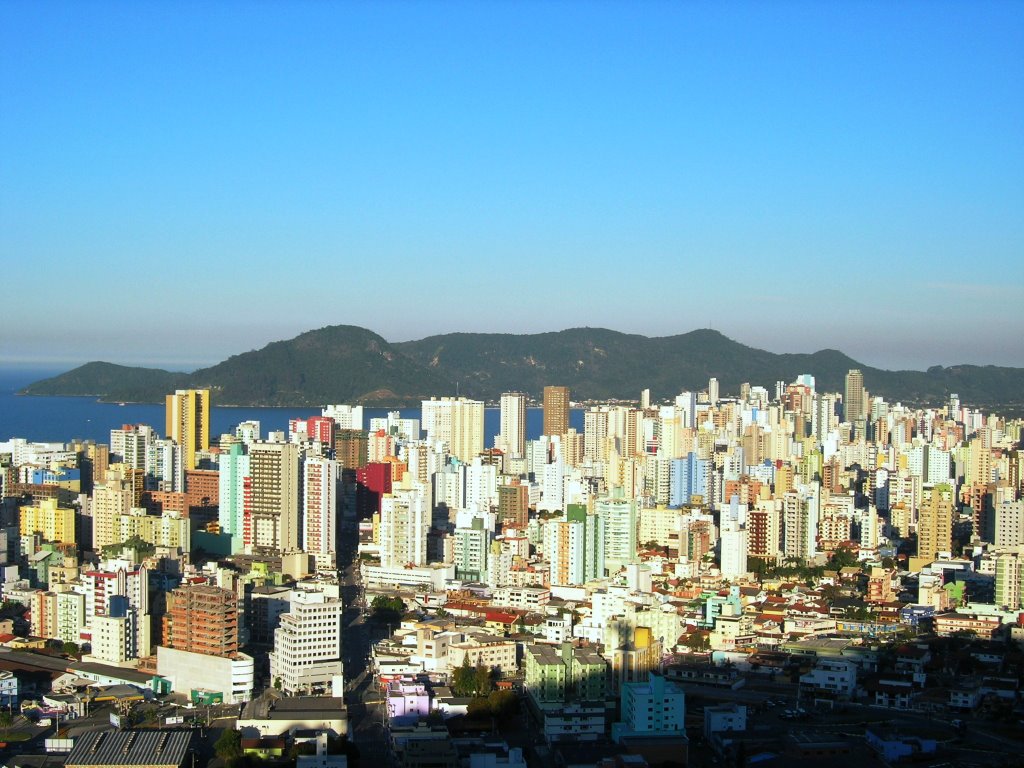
left=356, top=462, right=393, bottom=518
left=288, top=416, right=336, bottom=446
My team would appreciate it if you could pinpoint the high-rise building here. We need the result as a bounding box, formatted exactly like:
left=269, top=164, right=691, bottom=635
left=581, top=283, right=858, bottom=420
left=162, top=584, right=238, bottom=658
left=421, top=397, right=484, bottom=463
left=498, top=392, right=527, bottom=460
left=165, top=389, right=210, bottom=471
left=844, top=370, right=865, bottom=425
left=597, top=490, right=638, bottom=576
left=708, top=378, right=720, bottom=407
left=782, top=486, right=819, bottom=562
left=719, top=518, right=748, bottom=578
left=322, top=404, right=364, bottom=431
left=288, top=416, right=335, bottom=448
left=378, top=477, right=430, bottom=568
left=669, top=453, right=711, bottom=507
left=219, top=443, right=250, bottom=554
left=335, top=429, right=368, bottom=470
left=916, top=483, right=954, bottom=565
left=248, top=441, right=302, bottom=554
left=304, top=455, right=339, bottom=567
left=453, top=517, right=491, bottom=582
left=584, top=407, right=610, bottom=463
left=91, top=478, right=135, bottom=551
left=543, top=386, right=570, bottom=438
left=544, top=503, right=605, bottom=585
left=498, top=482, right=529, bottom=529
left=994, top=550, right=1024, bottom=610
left=747, top=500, right=781, bottom=561
left=268, top=590, right=343, bottom=695
left=110, top=424, right=155, bottom=469
left=20, top=498, right=76, bottom=545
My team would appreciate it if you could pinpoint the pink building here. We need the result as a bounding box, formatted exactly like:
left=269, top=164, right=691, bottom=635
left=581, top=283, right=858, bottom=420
left=386, top=679, right=432, bottom=719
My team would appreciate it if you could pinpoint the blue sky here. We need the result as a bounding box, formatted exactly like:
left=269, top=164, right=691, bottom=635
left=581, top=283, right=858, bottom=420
left=2, top=1, right=1022, bottom=371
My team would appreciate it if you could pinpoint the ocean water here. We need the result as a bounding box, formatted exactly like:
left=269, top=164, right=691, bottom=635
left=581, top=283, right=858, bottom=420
left=0, top=367, right=583, bottom=445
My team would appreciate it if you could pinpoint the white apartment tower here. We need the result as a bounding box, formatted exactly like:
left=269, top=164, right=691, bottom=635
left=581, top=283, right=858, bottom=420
left=268, top=590, right=344, bottom=695
left=322, top=404, right=364, bottom=431
left=497, top=392, right=527, bottom=461
left=422, top=397, right=485, bottom=463
left=379, top=478, right=430, bottom=568
left=304, top=455, right=339, bottom=567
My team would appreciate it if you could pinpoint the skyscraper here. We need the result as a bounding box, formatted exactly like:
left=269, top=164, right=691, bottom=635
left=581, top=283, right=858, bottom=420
left=248, top=441, right=301, bottom=554
left=268, top=590, right=343, bottom=695
left=304, top=455, right=339, bottom=567
left=421, top=397, right=484, bottom=463
left=844, top=370, right=865, bottom=425
left=165, top=389, right=210, bottom=471
left=378, top=478, right=429, bottom=568
left=497, top=392, right=527, bottom=459
left=218, top=443, right=249, bottom=554
left=916, top=483, right=954, bottom=565
left=543, top=385, right=570, bottom=438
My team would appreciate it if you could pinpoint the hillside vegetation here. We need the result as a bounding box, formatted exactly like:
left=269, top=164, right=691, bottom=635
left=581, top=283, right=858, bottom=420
left=20, top=325, right=1024, bottom=408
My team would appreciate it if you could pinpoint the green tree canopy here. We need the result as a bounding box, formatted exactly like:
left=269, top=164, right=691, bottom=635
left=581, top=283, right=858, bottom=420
left=370, top=595, right=405, bottom=626
left=452, top=658, right=494, bottom=697
left=214, top=729, right=242, bottom=761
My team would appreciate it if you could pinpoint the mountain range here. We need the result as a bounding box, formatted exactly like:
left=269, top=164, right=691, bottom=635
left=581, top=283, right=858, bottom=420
left=19, top=325, right=1024, bottom=409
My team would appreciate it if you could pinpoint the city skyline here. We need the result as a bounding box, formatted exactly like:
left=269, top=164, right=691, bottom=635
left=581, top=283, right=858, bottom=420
left=2, top=2, right=1022, bottom=371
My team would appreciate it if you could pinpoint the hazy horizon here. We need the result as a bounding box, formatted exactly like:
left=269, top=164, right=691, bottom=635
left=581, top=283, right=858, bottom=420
left=2, top=323, right=1021, bottom=376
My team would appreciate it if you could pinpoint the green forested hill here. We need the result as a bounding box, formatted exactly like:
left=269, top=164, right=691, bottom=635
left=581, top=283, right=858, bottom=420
left=20, top=325, right=1024, bottom=408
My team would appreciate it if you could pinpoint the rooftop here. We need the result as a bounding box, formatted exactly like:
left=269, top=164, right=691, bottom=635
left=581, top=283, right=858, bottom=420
left=66, top=730, right=193, bottom=767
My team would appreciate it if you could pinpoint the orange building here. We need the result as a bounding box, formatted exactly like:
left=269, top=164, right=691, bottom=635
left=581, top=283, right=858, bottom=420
left=162, top=583, right=238, bottom=658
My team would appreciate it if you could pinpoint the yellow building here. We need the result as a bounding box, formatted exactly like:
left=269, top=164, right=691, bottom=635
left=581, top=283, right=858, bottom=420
left=20, top=498, right=76, bottom=545
left=166, top=388, right=210, bottom=471
left=911, top=483, right=955, bottom=571
left=111, top=508, right=190, bottom=550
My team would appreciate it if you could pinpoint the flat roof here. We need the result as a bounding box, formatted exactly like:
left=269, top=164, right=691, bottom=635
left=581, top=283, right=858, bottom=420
left=270, top=697, right=347, bottom=713
left=71, top=661, right=154, bottom=685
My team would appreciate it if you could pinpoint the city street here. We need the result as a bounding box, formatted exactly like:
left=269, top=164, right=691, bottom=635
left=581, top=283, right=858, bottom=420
left=338, top=518, right=392, bottom=766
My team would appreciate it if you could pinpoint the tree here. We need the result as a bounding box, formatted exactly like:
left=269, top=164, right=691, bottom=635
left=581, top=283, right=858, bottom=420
left=467, top=697, right=491, bottom=719
left=214, top=729, right=243, bottom=761
left=486, top=689, right=519, bottom=719
left=474, top=663, right=493, bottom=696
left=101, top=535, right=155, bottom=559
left=826, top=546, right=859, bottom=571
left=0, top=711, right=12, bottom=737
left=370, top=595, right=405, bottom=626
left=452, top=658, right=477, bottom=697
left=683, top=632, right=710, bottom=653
left=62, top=641, right=80, bottom=657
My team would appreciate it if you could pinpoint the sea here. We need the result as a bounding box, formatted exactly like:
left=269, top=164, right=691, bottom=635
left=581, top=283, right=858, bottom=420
left=0, top=367, right=584, bottom=446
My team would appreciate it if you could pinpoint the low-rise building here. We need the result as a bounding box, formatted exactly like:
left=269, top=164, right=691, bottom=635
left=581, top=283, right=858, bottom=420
left=155, top=645, right=254, bottom=704
left=799, top=658, right=857, bottom=699
left=238, top=695, right=347, bottom=738
left=612, top=672, right=687, bottom=743
left=933, top=612, right=1001, bottom=639
left=65, top=730, right=194, bottom=768
left=703, top=702, right=746, bottom=739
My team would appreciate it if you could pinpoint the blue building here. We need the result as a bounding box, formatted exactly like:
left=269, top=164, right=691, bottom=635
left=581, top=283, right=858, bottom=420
left=670, top=453, right=710, bottom=507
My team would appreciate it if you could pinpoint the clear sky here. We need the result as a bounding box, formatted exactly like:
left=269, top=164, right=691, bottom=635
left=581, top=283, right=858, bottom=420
left=2, top=1, right=1022, bottom=372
